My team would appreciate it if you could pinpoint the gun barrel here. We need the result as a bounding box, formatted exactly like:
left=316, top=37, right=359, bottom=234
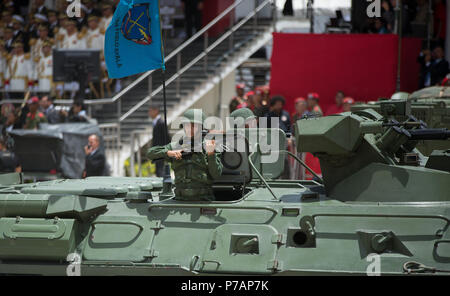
left=408, top=128, right=450, bottom=141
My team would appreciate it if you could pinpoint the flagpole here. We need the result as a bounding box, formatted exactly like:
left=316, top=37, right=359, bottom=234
left=159, top=0, right=172, bottom=199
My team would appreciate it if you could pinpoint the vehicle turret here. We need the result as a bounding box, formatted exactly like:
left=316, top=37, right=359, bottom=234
left=295, top=109, right=450, bottom=202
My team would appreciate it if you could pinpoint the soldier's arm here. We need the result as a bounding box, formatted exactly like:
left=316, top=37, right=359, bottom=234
left=147, top=143, right=173, bottom=161
left=207, top=153, right=223, bottom=179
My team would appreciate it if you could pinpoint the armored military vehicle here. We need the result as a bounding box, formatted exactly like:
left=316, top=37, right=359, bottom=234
left=0, top=106, right=449, bottom=275
left=351, top=86, right=450, bottom=155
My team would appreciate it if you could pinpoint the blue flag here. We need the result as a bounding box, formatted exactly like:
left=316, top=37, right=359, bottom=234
left=104, top=0, right=164, bottom=79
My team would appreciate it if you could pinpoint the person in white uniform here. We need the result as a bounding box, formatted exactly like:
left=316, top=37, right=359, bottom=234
left=34, top=40, right=54, bottom=93
left=4, top=42, right=33, bottom=96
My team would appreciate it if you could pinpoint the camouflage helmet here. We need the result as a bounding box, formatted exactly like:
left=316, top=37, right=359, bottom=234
left=182, top=109, right=205, bottom=125
left=230, top=108, right=256, bottom=121
left=391, top=92, right=409, bottom=101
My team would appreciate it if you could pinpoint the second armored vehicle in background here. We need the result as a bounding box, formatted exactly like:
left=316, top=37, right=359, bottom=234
left=351, top=86, right=450, bottom=155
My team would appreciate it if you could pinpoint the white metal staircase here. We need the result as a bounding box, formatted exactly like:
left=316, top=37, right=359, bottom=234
left=91, top=0, right=277, bottom=176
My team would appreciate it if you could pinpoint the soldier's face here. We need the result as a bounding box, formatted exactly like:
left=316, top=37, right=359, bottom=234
left=184, top=123, right=201, bottom=138
left=42, top=45, right=51, bottom=56
left=38, top=29, right=48, bottom=39
left=66, top=24, right=76, bottom=33
left=88, top=20, right=98, bottom=30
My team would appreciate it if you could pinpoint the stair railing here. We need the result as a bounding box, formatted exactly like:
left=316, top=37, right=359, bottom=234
left=119, top=0, right=274, bottom=123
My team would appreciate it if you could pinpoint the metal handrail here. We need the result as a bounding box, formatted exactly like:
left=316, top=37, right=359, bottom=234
left=108, top=0, right=256, bottom=105
left=120, top=0, right=273, bottom=122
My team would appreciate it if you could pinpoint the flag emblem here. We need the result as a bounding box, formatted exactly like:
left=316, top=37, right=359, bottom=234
left=121, top=3, right=152, bottom=45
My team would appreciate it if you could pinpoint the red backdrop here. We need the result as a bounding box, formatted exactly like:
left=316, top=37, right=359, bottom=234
left=269, top=33, right=422, bottom=115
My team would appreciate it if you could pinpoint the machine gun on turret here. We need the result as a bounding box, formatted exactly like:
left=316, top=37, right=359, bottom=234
left=295, top=109, right=450, bottom=202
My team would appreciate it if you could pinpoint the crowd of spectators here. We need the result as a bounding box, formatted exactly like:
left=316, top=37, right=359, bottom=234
left=0, top=0, right=204, bottom=99
left=229, top=84, right=356, bottom=180
left=0, top=93, right=106, bottom=176
left=417, top=45, right=450, bottom=88
left=363, top=0, right=446, bottom=44
left=229, top=84, right=355, bottom=135
left=0, top=0, right=122, bottom=99
left=0, top=94, right=90, bottom=133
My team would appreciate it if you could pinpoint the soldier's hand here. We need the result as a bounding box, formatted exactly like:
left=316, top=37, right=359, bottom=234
left=205, top=140, right=216, bottom=156
left=167, top=150, right=183, bottom=160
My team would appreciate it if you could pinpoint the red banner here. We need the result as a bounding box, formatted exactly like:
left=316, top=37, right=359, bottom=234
left=269, top=33, right=422, bottom=115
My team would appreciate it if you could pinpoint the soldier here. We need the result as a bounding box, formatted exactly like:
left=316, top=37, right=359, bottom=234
left=305, top=92, right=323, bottom=117
left=11, top=15, right=25, bottom=47
left=229, top=83, right=246, bottom=114
left=24, top=96, right=47, bottom=130
left=27, top=14, right=48, bottom=41
left=3, top=27, right=15, bottom=53
left=60, top=20, right=86, bottom=49
left=99, top=3, right=114, bottom=34
left=86, top=16, right=104, bottom=50
left=47, top=10, right=58, bottom=38
left=34, top=40, right=54, bottom=93
left=54, top=13, right=68, bottom=48
left=1, top=11, right=13, bottom=28
left=4, top=42, right=33, bottom=95
left=30, top=24, right=51, bottom=61
left=147, top=109, right=223, bottom=201
left=32, top=0, right=49, bottom=16
left=229, top=107, right=257, bottom=128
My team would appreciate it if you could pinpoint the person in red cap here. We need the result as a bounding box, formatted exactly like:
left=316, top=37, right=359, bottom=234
left=305, top=92, right=323, bottom=117
left=292, top=97, right=307, bottom=124
left=342, top=97, right=355, bottom=112
left=24, top=96, right=47, bottom=130
left=326, top=91, right=345, bottom=116
left=229, top=83, right=246, bottom=113
left=239, top=90, right=255, bottom=110
left=253, top=87, right=269, bottom=117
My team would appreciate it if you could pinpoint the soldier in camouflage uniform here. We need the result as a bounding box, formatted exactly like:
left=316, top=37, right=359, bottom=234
left=147, top=109, right=223, bottom=201
left=230, top=107, right=257, bottom=128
